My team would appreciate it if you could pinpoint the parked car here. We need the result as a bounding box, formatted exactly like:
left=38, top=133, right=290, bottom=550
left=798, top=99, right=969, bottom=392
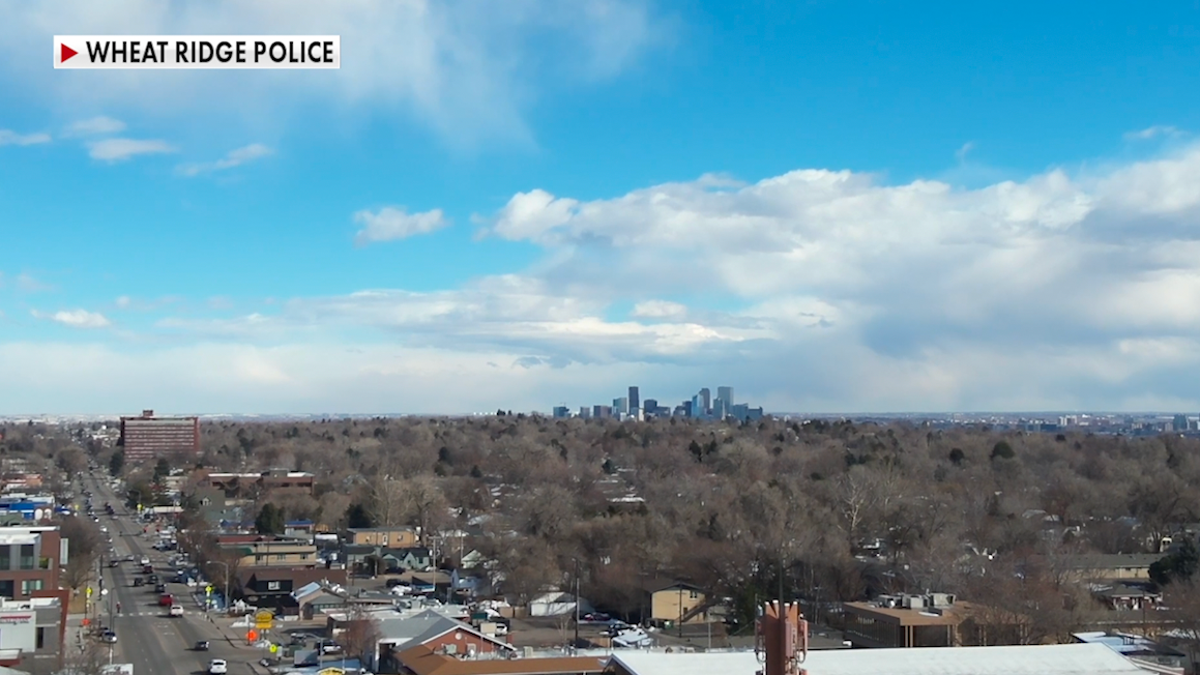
left=194, top=641, right=210, bottom=651
left=148, top=574, right=159, bottom=584
left=208, top=659, right=227, bottom=674
left=319, top=641, right=343, bottom=655
left=101, top=630, right=117, bottom=644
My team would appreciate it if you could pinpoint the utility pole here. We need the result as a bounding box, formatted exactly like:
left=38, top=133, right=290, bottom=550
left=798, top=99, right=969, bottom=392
left=573, top=558, right=581, bottom=650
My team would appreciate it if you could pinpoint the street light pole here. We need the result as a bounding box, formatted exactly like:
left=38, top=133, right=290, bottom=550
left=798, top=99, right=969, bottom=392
left=573, top=558, right=580, bottom=650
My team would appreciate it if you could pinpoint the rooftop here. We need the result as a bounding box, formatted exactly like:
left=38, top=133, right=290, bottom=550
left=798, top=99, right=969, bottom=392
left=608, top=643, right=1149, bottom=675
left=399, top=644, right=605, bottom=675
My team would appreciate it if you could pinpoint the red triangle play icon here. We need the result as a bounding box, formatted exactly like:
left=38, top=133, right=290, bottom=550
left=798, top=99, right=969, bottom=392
left=61, top=43, right=78, bottom=63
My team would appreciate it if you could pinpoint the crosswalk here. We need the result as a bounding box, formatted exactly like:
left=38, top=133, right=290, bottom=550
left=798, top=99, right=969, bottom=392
left=119, top=610, right=201, bottom=618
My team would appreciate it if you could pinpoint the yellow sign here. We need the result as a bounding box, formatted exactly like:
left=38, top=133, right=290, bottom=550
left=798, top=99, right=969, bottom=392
left=205, top=585, right=213, bottom=595
left=254, top=609, right=274, bottom=630
left=269, top=643, right=278, bottom=654
left=86, top=587, right=93, bottom=598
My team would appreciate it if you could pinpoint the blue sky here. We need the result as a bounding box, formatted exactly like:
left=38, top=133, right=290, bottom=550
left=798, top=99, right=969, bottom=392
left=2, top=0, right=1200, bottom=414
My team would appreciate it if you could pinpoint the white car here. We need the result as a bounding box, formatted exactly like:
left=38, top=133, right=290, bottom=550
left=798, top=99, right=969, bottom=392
left=140, top=557, right=150, bottom=566
left=208, top=659, right=227, bottom=674
left=169, top=604, right=184, bottom=617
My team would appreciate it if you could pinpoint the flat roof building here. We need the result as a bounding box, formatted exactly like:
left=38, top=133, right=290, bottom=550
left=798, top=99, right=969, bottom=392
left=118, top=410, right=200, bottom=465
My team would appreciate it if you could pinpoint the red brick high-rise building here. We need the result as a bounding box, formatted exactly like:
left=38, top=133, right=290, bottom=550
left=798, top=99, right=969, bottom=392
left=118, top=410, right=200, bottom=465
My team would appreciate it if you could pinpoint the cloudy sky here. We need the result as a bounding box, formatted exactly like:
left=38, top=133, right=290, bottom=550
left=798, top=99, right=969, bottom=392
left=2, top=1, right=1199, bottom=415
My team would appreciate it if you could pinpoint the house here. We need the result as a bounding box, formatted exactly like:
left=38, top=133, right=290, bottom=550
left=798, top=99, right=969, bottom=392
left=644, top=580, right=710, bottom=626
left=842, top=593, right=1028, bottom=648
left=397, top=643, right=605, bottom=675
left=346, top=527, right=420, bottom=548
left=237, top=568, right=348, bottom=615
left=459, top=550, right=487, bottom=570
left=369, top=609, right=515, bottom=672
left=529, top=592, right=593, bottom=618
left=342, top=544, right=378, bottom=570
left=284, top=520, right=316, bottom=543
left=1089, top=583, right=1162, bottom=611
left=299, top=589, right=350, bottom=620
left=382, top=546, right=433, bottom=572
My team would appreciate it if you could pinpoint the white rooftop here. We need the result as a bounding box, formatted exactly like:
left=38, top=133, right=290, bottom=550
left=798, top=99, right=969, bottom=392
left=608, top=643, right=1147, bottom=675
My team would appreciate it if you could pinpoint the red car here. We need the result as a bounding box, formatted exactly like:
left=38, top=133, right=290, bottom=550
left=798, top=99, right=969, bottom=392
left=159, top=593, right=174, bottom=607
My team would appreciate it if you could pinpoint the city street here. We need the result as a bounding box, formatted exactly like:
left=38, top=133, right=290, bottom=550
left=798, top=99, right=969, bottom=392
left=83, top=473, right=257, bottom=675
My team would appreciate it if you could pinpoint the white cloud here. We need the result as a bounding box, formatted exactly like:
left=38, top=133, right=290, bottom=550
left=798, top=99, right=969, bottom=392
left=32, top=309, right=111, bottom=329
left=87, top=138, right=175, bottom=162
left=64, top=116, right=126, bottom=137
left=353, top=207, right=449, bottom=246
left=0, top=129, right=50, bottom=146
left=0, top=0, right=666, bottom=144
left=178, top=143, right=272, bottom=176
left=1124, top=125, right=1184, bottom=141
left=632, top=300, right=687, bottom=319
left=955, top=141, right=975, bottom=162
left=14, top=141, right=1200, bottom=413
left=15, top=273, right=51, bottom=292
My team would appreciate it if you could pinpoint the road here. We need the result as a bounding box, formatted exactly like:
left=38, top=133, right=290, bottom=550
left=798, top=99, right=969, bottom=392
left=82, top=472, right=256, bottom=675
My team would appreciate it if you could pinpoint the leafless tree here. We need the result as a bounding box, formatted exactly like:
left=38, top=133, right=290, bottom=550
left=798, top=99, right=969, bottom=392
left=60, top=516, right=102, bottom=592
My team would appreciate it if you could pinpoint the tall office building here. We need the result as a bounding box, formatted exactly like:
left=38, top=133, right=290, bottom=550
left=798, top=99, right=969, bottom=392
left=644, top=398, right=657, bottom=414
left=699, top=388, right=711, bottom=415
left=691, top=394, right=705, bottom=418
left=579, top=406, right=591, bottom=419
left=628, top=386, right=640, bottom=413
left=553, top=406, right=570, bottom=419
left=613, top=397, right=629, bottom=416
left=713, top=398, right=728, bottom=420
left=119, top=410, right=200, bottom=465
left=717, top=386, right=734, bottom=409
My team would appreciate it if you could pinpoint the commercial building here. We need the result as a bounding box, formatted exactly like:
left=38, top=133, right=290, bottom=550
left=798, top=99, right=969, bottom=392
left=118, top=410, right=200, bottom=465
left=842, top=593, right=1028, bottom=648
left=613, top=397, right=629, bottom=416
left=345, top=527, right=420, bottom=548
left=200, top=468, right=316, bottom=499
left=716, top=387, right=733, bottom=411
left=628, top=386, right=640, bottom=413
left=0, top=596, right=65, bottom=672
left=605, top=643, right=1150, bottom=675
left=216, top=534, right=318, bottom=568
left=0, top=527, right=64, bottom=600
